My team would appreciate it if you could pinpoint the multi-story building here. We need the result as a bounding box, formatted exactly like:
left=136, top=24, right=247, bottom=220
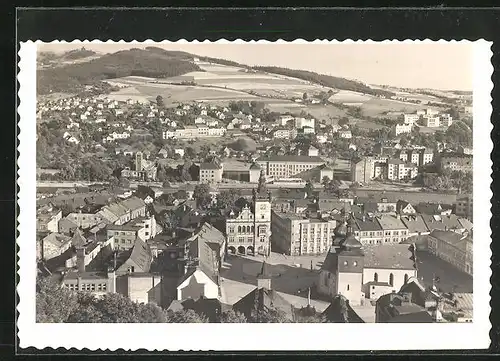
left=376, top=214, right=409, bottom=244
left=400, top=113, right=420, bottom=125
left=422, top=115, right=441, bottom=128
left=163, top=126, right=226, bottom=139
left=395, top=123, right=413, bottom=135
left=295, top=117, right=315, bottom=129
left=271, top=211, right=337, bottom=256
left=256, top=155, right=325, bottom=179
left=226, top=190, right=272, bottom=256
left=67, top=211, right=104, bottom=230
left=455, top=194, right=473, bottom=220
left=351, top=156, right=374, bottom=184
left=439, top=153, right=473, bottom=173
left=375, top=292, right=433, bottom=323
left=420, top=148, right=434, bottom=165
left=387, top=159, right=418, bottom=181
left=199, top=161, right=223, bottom=183
left=121, top=151, right=157, bottom=181
left=37, top=207, right=63, bottom=233
left=272, top=128, right=297, bottom=140
left=439, top=113, right=453, bottom=127
left=351, top=214, right=384, bottom=245
left=427, top=230, right=473, bottom=275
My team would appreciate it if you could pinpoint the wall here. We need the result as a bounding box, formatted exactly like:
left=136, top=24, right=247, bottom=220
left=125, top=275, right=162, bottom=304
left=337, top=272, right=364, bottom=306
left=177, top=270, right=219, bottom=301
left=318, top=270, right=337, bottom=298
left=363, top=268, right=417, bottom=294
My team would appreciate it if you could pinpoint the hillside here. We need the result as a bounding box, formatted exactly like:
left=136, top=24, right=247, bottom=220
left=252, top=66, right=395, bottom=98
left=37, top=48, right=203, bottom=95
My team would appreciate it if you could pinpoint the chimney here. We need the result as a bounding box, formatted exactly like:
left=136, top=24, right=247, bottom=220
left=76, top=247, right=86, bottom=273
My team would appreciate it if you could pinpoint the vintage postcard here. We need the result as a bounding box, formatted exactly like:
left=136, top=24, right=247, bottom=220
left=17, top=40, right=492, bottom=350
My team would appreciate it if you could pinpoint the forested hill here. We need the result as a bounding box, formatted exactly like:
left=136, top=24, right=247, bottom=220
left=252, top=66, right=395, bottom=98
left=37, top=47, right=203, bottom=95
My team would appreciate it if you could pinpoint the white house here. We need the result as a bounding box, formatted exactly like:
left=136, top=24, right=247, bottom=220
left=176, top=268, right=219, bottom=301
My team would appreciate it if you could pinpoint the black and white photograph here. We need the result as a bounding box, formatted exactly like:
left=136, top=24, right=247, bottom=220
left=17, top=39, right=492, bottom=351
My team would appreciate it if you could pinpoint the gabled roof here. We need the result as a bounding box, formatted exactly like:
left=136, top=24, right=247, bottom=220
left=42, top=232, right=72, bottom=249
left=121, top=196, right=146, bottom=212
left=352, top=214, right=382, bottom=232
left=70, top=228, right=87, bottom=248
left=458, top=217, right=473, bottom=232
left=322, top=295, right=364, bottom=323
left=233, top=287, right=295, bottom=320
left=429, top=230, right=470, bottom=247
left=400, top=214, right=430, bottom=233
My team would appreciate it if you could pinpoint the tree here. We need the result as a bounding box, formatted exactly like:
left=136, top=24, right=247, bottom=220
left=338, top=117, right=349, bottom=127
left=167, top=309, right=208, bottom=323
left=219, top=310, right=247, bottom=323
left=36, top=277, right=78, bottom=323
left=250, top=308, right=291, bottom=323
left=193, top=184, right=212, bottom=209
left=302, top=92, right=308, bottom=101
left=399, top=134, right=409, bottom=147
left=322, top=176, right=331, bottom=189
left=304, top=180, right=314, bottom=198
left=156, top=95, right=164, bottom=107
left=217, top=189, right=241, bottom=209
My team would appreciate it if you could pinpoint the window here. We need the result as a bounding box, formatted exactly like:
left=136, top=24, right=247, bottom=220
left=145, top=224, right=149, bottom=228
left=374, top=273, right=378, bottom=282
left=343, top=261, right=348, bottom=266
left=389, top=273, right=394, bottom=287
left=347, top=284, right=350, bottom=291
left=353, top=261, right=358, bottom=267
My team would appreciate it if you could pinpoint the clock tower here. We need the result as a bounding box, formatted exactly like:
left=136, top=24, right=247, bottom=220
left=253, top=188, right=272, bottom=256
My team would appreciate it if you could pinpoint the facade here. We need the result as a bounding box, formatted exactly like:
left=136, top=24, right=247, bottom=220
left=176, top=268, right=219, bottom=301
left=427, top=230, right=473, bottom=275
left=401, top=113, right=420, bottom=125
left=62, top=270, right=116, bottom=297
left=163, top=126, right=226, bottom=139
left=395, top=123, right=413, bottom=135
left=256, top=155, right=325, bottom=179
left=271, top=211, right=337, bottom=256
left=41, top=232, right=72, bottom=260
left=387, top=159, right=418, bottom=181
left=67, top=212, right=103, bottom=230
left=351, top=214, right=384, bottom=245
left=106, top=225, right=141, bottom=250
left=117, top=273, right=162, bottom=305
left=376, top=215, right=410, bottom=244
left=351, top=157, right=374, bottom=184
left=199, top=161, right=223, bottom=183
left=439, top=153, right=473, bottom=173
left=226, top=191, right=272, bottom=256
left=37, top=208, right=62, bottom=233
left=422, top=115, right=441, bottom=128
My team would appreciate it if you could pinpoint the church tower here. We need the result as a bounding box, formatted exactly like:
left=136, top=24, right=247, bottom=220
left=135, top=151, right=143, bottom=172
left=253, top=187, right=272, bottom=257
left=335, top=216, right=365, bottom=306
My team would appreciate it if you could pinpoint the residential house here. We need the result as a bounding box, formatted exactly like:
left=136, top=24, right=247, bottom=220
left=375, top=292, right=434, bottom=323
left=427, top=230, right=473, bottom=275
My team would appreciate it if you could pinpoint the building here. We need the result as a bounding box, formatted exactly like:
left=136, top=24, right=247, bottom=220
left=376, top=214, right=410, bottom=244
left=375, top=292, right=434, bottom=323
left=295, top=117, right=315, bottom=129
left=350, top=157, right=374, bottom=184
left=395, top=123, right=413, bottom=135
left=396, top=200, right=417, bottom=214
left=115, top=238, right=153, bottom=276
left=97, top=197, right=147, bottom=225
left=351, top=213, right=384, bottom=245
left=272, top=128, right=297, bottom=140
left=117, top=272, right=162, bottom=305
left=121, top=151, right=158, bottom=181
left=271, top=211, right=337, bottom=256
left=175, top=223, right=226, bottom=301
left=458, top=146, right=473, bottom=156
left=62, top=269, right=116, bottom=297
left=387, top=159, right=418, bottom=181
left=249, top=163, right=262, bottom=183
left=427, top=230, right=473, bottom=275
left=400, top=113, right=420, bottom=125
left=455, top=194, right=473, bottom=220
left=440, top=113, right=453, bottom=127
left=308, top=146, right=319, bottom=157
left=199, top=161, right=223, bottom=184
left=338, top=130, right=352, bottom=139
left=37, top=207, right=62, bottom=233
left=422, top=115, right=441, bottom=128
left=256, top=155, right=325, bottom=179
left=318, top=219, right=365, bottom=306
left=400, top=214, right=430, bottom=238
left=66, top=211, right=104, bottom=230
left=420, top=148, right=434, bottom=165
left=439, top=153, right=473, bottom=173
left=226, top=189, right=272, bottom=256
left=40, top=232, right=72, bottom=260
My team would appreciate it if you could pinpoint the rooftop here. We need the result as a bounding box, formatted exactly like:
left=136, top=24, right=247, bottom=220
left=363, top=244, right=416, bottom=270
left=257, top=155, right=325, bottom=163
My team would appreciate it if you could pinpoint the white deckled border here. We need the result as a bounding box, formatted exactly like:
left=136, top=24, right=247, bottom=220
left=17, top=40, right=492, bottom=351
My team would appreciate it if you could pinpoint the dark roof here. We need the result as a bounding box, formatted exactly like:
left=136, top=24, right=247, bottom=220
left=376, top=293, right=433, bottom=323
left=181, top=297, right=232, bottom=323
left=429, top=230, right=469, bottom=246
left=352, top=214, right=382, bottom=232
left=233, top=287, right=295, bottom=320
left=322, top=295, right=364, bottom=323
left=200, top=162, right=222, bottom=170
left=257, top=155, right=325, bottom=163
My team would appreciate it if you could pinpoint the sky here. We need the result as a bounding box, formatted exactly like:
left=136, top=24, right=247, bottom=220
left=38, top=42, right=473, bottom=91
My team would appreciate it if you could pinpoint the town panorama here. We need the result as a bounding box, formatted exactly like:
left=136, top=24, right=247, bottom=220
left=35, top=45, right=473, bottom=324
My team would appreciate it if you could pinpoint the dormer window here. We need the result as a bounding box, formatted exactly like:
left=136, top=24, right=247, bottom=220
left=343, top=261, right=348, bottom=266
left=353, top=261, right=358, bottom=266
